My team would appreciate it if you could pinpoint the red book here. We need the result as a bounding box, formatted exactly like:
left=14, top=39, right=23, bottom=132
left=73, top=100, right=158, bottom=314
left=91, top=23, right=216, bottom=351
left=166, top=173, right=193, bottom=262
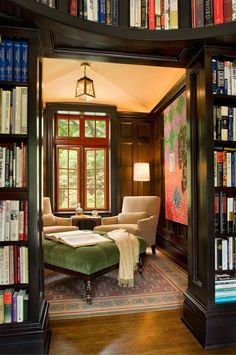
left=214, top=0, right=224, bottom=25
left=223, top=0, right=232, bottom=23
left=13, top=245, right=19, bottom=284
left=69, top=0, right=77, bottom=17
left=160, top=0, right=165, bottom=29
left=148, top=0, right=155, bottom=30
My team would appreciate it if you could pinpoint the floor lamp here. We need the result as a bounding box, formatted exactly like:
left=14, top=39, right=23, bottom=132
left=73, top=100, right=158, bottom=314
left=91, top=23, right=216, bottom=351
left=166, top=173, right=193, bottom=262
left=133, top=162, right=150, bottom=196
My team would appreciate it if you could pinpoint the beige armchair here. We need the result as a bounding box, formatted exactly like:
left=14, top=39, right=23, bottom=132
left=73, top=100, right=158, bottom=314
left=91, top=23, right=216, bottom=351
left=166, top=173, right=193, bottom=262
left=94, top=196, right=161, bottom=254
left=42, top=197, right=78, bottom=235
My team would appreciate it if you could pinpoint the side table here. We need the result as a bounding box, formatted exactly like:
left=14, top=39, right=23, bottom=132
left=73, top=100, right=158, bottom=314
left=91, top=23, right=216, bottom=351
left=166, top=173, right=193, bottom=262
left=71, top=215, right=101, bottom=230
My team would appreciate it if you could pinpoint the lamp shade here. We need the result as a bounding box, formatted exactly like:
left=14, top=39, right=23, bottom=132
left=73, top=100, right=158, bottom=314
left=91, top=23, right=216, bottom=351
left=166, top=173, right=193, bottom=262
left=133, top=162, right=150, bottom=181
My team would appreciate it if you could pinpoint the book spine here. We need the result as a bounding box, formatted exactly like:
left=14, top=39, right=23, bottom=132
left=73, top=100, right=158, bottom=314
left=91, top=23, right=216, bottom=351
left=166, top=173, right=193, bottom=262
left=98, top=0, right=106, bottom=24
left=223, top=0, right=232, bottom=23
left=149, top=0, right=156, bottom=29
left=217, top=59, right=225, bottom=94
left=195, top=0, right=204, bottom=27
left=106, top=0, right=112, bottom=24
left=164, top=0, right=169, bottom=29
left=214, top=192, right=220, bottom=232
left=5, top=39, right=13, bottom=82
left=3, top=289, right=12, bottom=323
left=141, top=0, right=148, bottom=28
left=0, top=39, right=5, bottom=81
left=20, top=41, right=28, bottom=83
left=220, top=192, right=227, bottom=233
left=69, top=0, right=78, bottom=16
left=233, top=0, right=236, bottom=21
left=13, top=40, right=21, bottom=82
left=111, top=0, right=118, bottom=26
left=212, top=59, right=217, bottom=94
left=204, top=0, right=214, bottom=26
left=169, top=0, right=178, bottom=29
left=214, top=0, right=224, bottom=25
left=155, top=0, right=161, bottom=29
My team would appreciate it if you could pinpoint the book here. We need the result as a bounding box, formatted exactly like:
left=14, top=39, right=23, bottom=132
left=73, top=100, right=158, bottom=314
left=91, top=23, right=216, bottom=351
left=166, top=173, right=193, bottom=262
left=224, top=0, right=232, bottom=23
left=0, top=290, right=4, bottom=324
left=4, top=288, right=13, bottom=323
left=70, top=0, right=78, bottom=16
left=44, top=230, right=112, bottom=247
left=17, top=289, right=26, bottom=322
left=214, top=0, right=224, bottom=25
left=204, top=0, right=213, bottom=26
left=169, top=0, right=178, bottom=29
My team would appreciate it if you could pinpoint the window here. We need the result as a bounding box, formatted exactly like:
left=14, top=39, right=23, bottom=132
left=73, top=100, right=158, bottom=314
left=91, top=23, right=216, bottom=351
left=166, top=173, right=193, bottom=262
left=54, top=113, right=110, bottom=211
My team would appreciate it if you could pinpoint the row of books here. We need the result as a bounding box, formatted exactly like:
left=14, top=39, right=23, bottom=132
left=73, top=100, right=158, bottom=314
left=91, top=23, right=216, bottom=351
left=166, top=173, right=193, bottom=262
left=0, top=38, right=28, bottom=82
left=214, top=192, right=236, bottom=233
left=192, top=0, right=236, bottom=28
left=0, top=144, right=27, bottom=188
left=130, top=0, right=178, bottom=30
left=0, top=200, right=28, bottom=242
left=0, top=87, right=28, bottom=135
left=214, top=149, right=236, bottom=187
left=213, top=106, right=236, bottom=141
left=212, top=58, right=236, bottom=95
left=70, top=0, right=119, bottom=25
left=215, top=236, right=236, bottom=271
left=35, top=0, right=56, bottom=9
left=0, top=288, right=28, bottom=324
left=0, top=245, right=28, bottom=285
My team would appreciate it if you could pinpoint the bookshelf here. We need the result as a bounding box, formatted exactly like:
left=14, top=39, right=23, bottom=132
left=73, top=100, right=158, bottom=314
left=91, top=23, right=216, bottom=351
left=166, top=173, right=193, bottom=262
left=182, top=46, right=236, bottom=349
left=0, top=26, right=50, bottom=354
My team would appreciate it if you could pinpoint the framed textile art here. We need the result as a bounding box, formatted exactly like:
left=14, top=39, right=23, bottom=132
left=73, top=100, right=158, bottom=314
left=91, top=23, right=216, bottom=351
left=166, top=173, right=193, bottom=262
left=164, top=90, right=188, bottom=225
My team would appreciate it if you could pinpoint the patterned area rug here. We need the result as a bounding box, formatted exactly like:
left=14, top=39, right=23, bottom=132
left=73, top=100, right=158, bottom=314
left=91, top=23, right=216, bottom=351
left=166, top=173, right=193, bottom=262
left=44, top=250, right=187, bottom=319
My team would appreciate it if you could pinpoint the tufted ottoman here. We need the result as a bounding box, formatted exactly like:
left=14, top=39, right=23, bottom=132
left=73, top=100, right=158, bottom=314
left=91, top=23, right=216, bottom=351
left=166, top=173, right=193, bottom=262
left=43, top=234, right=147, bottom=304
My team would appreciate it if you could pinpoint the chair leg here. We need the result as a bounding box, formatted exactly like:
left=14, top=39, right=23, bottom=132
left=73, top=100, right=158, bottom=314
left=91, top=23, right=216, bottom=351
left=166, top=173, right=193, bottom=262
left=151, top=245, right=156, bottom=255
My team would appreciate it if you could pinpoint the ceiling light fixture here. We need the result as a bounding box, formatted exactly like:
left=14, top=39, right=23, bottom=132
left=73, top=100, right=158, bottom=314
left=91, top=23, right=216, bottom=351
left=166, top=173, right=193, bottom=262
left=75, top=62, right=96, bottom=101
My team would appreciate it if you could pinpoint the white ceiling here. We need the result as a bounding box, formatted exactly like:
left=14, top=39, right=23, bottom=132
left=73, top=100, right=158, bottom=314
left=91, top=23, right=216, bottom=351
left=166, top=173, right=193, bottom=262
left=42, top=58, right=185, bottom=113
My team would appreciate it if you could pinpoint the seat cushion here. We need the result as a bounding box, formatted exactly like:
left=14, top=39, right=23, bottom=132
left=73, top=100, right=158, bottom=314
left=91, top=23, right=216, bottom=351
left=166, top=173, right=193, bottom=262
left=94, top=224, right=139, bottom=235
left=43, top=225, right=78, bottom=234
left=43, top=234, right=147, bottom=275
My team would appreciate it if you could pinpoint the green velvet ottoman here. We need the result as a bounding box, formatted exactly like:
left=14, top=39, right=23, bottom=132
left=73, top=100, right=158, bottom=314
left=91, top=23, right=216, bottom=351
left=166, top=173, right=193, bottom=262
left=43, top=234, right=147, bottom=304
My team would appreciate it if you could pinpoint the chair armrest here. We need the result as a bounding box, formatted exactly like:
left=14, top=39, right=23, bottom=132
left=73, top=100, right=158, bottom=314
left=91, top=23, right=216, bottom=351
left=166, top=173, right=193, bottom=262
left=55, top=216, right=72, bottom=226
left=137, top=215, right=158, bottom=244
left=101, top=216, right=118, bottom=225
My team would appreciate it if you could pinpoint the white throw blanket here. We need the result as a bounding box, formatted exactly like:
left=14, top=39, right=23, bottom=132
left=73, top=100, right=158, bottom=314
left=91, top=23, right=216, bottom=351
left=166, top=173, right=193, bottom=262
left=107, top=229, right=140, bottom=287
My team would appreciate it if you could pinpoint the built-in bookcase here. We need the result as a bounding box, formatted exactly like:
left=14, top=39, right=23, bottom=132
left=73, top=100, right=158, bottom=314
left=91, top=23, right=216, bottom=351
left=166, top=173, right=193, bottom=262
left=0, top=26, right=50, bottom=354
left=183, top=46, right=236, bottom=349
left=212, top=56, right=236, bottom=304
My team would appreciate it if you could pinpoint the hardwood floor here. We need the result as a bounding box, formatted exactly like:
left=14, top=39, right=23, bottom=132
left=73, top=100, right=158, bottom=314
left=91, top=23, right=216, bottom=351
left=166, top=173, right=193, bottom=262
left=49, top=308, right=236, bottom=354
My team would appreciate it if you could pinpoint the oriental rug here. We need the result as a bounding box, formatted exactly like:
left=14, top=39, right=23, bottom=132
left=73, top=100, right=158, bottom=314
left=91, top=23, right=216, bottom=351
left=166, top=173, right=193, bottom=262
left=44, top=249, right=187, bottom=320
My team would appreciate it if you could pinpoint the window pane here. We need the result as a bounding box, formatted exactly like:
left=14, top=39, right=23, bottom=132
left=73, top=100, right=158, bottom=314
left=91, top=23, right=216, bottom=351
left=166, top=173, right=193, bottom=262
left=58, top=119, right=69, bottom=136
left=96, top=150, right=104, bottom=168
left=85, top=120, right=95, bottom=137
left=59, top=169, right=68, bottom=188
left=69, top=150, right=77, bottom=169
left=69, top=119, right=80, bottom=137
left=59, top=149, right=68, bottom=168
left=69, top=170, right=77, bottom=188
left=69, top=190, right=77, bottom=208
left=96, top=120, right=106, bottom=137
left=86, top=150, right=95, bottom=169
left=59, top=190, right=68, bottom=209
left=96, top=190, right=105, bottom=208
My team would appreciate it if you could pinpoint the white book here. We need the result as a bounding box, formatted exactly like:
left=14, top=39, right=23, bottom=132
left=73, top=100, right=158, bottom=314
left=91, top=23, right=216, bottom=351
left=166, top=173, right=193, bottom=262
left=45, top=230, right=112, bottom=248
left=4, top=90, right=11, bottom=134
left=93, top=0, right=98, bottom=22
left=4, top=200, right=10, bottom=241
left=221, top=106, right=228, bottom=141
left=135, top=0, right=141, bottom=28
left=155, top=0, right=161, bottom=29
left=16, top=146, right=23, bottom=188
left=14, top=87, right=22, bottom=134
left=0, top=201, right=6, bottom=241
left=10, top=200, right=19, bottom=241
left=222, top=239, right=228, bottom=270
left=164, top=0, right=170, bottom=30
left=130, top=0, right=135, bottom=27
left=233, top=0, right=236, bottom=21
left=228, top=236, right=234, bottom=270
left=17, top=289, right=26, bottom=322
left=0, top=248, right=4, bottom=284
left=232, top=60, right=236, bottom=95
left=21, top=87, right=28, bottom=134
left=0, top=147, right=6, bottom=187
left=87, top=0, right=94, bottom=21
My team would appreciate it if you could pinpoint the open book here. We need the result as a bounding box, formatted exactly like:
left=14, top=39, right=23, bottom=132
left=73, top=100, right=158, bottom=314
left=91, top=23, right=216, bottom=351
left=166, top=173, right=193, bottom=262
left=44, top=230, right=112, bottom=248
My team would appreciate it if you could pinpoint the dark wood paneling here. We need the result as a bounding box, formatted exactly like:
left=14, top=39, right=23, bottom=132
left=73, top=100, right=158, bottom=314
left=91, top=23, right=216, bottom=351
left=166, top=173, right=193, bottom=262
left=120, top=122, right=133, bottom=138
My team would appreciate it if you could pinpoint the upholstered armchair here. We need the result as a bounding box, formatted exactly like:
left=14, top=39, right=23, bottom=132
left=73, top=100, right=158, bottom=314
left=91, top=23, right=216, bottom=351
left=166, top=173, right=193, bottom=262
left=94, top=196, right=161, bottom=254
left=42, top=197, right=78, bottom=235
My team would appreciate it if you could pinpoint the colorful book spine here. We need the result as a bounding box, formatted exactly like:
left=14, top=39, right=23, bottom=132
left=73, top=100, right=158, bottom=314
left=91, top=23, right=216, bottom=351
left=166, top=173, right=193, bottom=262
left=3, top=288, right=13, bottom=323
left=223, top=0, right=232, bottom=23
left=98, top=0, right=106, bottom=24
left=69, top=0, right=78, bottom=16
left=149, top=0, right=156, bottom=29
left=214, top=0, right=224, bottom=25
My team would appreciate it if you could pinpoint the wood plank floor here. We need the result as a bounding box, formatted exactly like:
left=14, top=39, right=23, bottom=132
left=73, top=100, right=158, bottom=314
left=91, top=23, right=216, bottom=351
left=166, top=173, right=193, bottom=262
left=49, top=308, right=236, bottom=354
